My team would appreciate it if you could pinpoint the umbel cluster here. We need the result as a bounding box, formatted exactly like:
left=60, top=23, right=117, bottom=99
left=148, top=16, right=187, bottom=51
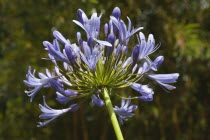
left=24, top=7, right=179, bottom=127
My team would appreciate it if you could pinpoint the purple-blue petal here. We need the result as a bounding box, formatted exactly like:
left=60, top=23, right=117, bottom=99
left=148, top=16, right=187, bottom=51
left=132, top=45, right=140, bottom=64
left=91, top=94, right=104, bottom=107
left=112, top=7, right=121, bottom=19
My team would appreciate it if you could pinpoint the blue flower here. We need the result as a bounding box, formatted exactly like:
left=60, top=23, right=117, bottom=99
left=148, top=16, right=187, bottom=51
left=56, top=92, right=71, bottom=104
left=138, top=32, right=160, bottom=60
left=24, top=67, right=53, bottom=102
left=50, top=79, right=65, bottom=93
left=114, top=44, right=123, bottom=57
left=131, top=83, right=154, bottom=101
left=132, top=45, right=140, bottom=64
left=91, top=94, right=104, bottom=107
left=73, top=9, right=112, bottom=47
left=106, top=33, right=116, bottom=56
left=104, top=23, right=109, bottom=36
left=56, top=90, right=77, bottom=104
left=150, top=56, right=164, bottom=71
left=122, top=57, right=132, bottom=68
left=50, top=79, right=78, bottom=104
left=53, top=30, right=71, bottom=45
left=137, top=62, right=150, bottom=74
left=75, top=9, right=101, bottom=39
left=114, top=99, right=138, bottom=124
left=112, top=7, right=121, bottom=20
left=24, top=7, right=179, bottom=128
left=137, top=56, right=164, bottom=73
left=111, top=7, right=121, bottom=36
left=37, top=96, right=79, bottom=127
left=147, top=73, right=179, bottom=90
left=64, top=44, right=77, bottom=66
left=43, top=41, right=70, bottom=64
left=80, top=43, right=103, bottom=71
left=110, top=16, right=143, bottom=45
left=53, top=66, right=72, bottom=86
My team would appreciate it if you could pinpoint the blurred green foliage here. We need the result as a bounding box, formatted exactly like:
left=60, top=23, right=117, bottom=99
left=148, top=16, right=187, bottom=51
left=0, top=0, right=210, bottom=140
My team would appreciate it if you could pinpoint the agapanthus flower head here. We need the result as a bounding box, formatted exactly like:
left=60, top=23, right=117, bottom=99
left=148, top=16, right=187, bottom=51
left=24, top=7, right=179, bottom=127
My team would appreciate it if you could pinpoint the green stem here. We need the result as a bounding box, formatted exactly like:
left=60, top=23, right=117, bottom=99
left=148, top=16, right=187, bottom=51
left=102, top=88, right=124, bottom=140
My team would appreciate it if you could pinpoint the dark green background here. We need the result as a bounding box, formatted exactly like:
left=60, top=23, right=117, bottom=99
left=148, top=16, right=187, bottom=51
left=0, top=0, right=210, bottom=139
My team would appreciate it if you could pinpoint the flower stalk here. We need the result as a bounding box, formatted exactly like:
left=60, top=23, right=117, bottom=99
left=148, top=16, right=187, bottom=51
left=102, top=88, right=124, bottom=140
